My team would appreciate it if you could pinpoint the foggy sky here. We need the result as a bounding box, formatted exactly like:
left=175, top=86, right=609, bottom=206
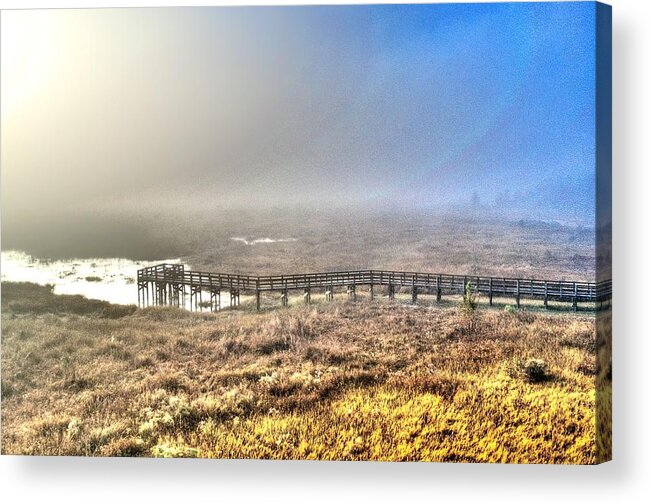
left=1, top=3, right=597, bottom=225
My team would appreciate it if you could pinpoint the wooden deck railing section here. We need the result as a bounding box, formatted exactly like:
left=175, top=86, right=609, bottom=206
left=137, top=263, right=612, bottom=312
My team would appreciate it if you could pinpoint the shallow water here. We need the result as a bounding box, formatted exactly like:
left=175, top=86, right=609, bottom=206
left=1, top=250, right=181, bottom=305
left=230, top=237, right=297, bottom=245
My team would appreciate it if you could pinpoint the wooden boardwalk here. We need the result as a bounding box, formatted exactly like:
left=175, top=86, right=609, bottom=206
left=137, top=264, right=611, bottom=312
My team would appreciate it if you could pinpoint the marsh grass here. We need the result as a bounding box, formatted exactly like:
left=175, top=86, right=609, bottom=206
left=1, top=282, right=602, bottom=462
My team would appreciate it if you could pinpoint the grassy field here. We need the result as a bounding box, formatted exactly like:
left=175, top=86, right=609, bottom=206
left=1, top=281, right=608, bottom=463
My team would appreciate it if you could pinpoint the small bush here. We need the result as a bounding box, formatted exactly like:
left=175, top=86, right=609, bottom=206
left=518, top=358, right=550, bottom=383
left=459, top=281, right=479, bottom=332
left=461, top=281, right=478, bottom=314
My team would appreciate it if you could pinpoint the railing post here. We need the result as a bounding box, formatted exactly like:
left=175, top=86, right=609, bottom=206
left=436, top=275, right=441, bottom=303
left=488, top=277, right=493, bottom=307
left=411, top=275, right=417, bottom=303
left=305, top=278, right=311, bottom=305
left=573, top=282, right=578, bottom=311
left=516, top=279, right=521, bottom=308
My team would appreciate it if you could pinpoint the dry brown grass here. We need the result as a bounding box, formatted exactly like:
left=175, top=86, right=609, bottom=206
left=1, top=282, right=605, bottom=462
left=177, top=212, right=595, bottom=281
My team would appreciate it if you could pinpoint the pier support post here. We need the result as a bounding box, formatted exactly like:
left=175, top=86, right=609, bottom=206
left=230, top=289, right=239, bottom=309
left=388, top=284, right=395, bottom=300
left=190, top=285, right=199, bottom=311
left=281, top=289, right=288, bottom=307
left=326, top=286, right=333, bottom=302
left=436, top=275, right=442, bottom=304
left=256, top=290, right=261, bottom=311
left=572, top=283, right=578, bottom=312
left=488, top=278, right=493, bottom=307
left=370, top=284, right=374, bottom=300
left=157, top=282, right=164, bottom=306
left=347, top=285, right=356, bottom=301
left=516, top=280, right=521, bottom=308
left=210, top=289, right=221, bottom=312
left=304, top=288, right=311, bottom=305
left=544, top=282, right=548, bottom=309
left=412, top=286, right=418, bottom=303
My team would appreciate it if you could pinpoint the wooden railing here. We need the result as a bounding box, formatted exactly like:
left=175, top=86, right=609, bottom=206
left=137, top=263, right=611, bottom=311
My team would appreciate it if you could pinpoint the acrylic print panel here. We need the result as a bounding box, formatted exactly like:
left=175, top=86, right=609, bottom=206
left=0, top=2, right=611, bottom=463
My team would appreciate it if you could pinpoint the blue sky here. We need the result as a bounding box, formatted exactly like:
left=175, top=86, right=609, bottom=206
left=1, top=2, right=598, bottom=221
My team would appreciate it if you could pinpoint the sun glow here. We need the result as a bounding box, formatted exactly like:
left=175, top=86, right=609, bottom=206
left=1, top=11, right=57, bottom=117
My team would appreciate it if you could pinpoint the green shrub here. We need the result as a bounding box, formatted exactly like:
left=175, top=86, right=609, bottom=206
left=460, top=281, right=478, bottom=331
left=518, top=358, right=549, bottom=383
left=461, top=281, right=478, bottom=314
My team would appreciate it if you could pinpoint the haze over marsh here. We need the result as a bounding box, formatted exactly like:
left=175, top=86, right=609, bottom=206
left=2, top=3, right=600, bottom=259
